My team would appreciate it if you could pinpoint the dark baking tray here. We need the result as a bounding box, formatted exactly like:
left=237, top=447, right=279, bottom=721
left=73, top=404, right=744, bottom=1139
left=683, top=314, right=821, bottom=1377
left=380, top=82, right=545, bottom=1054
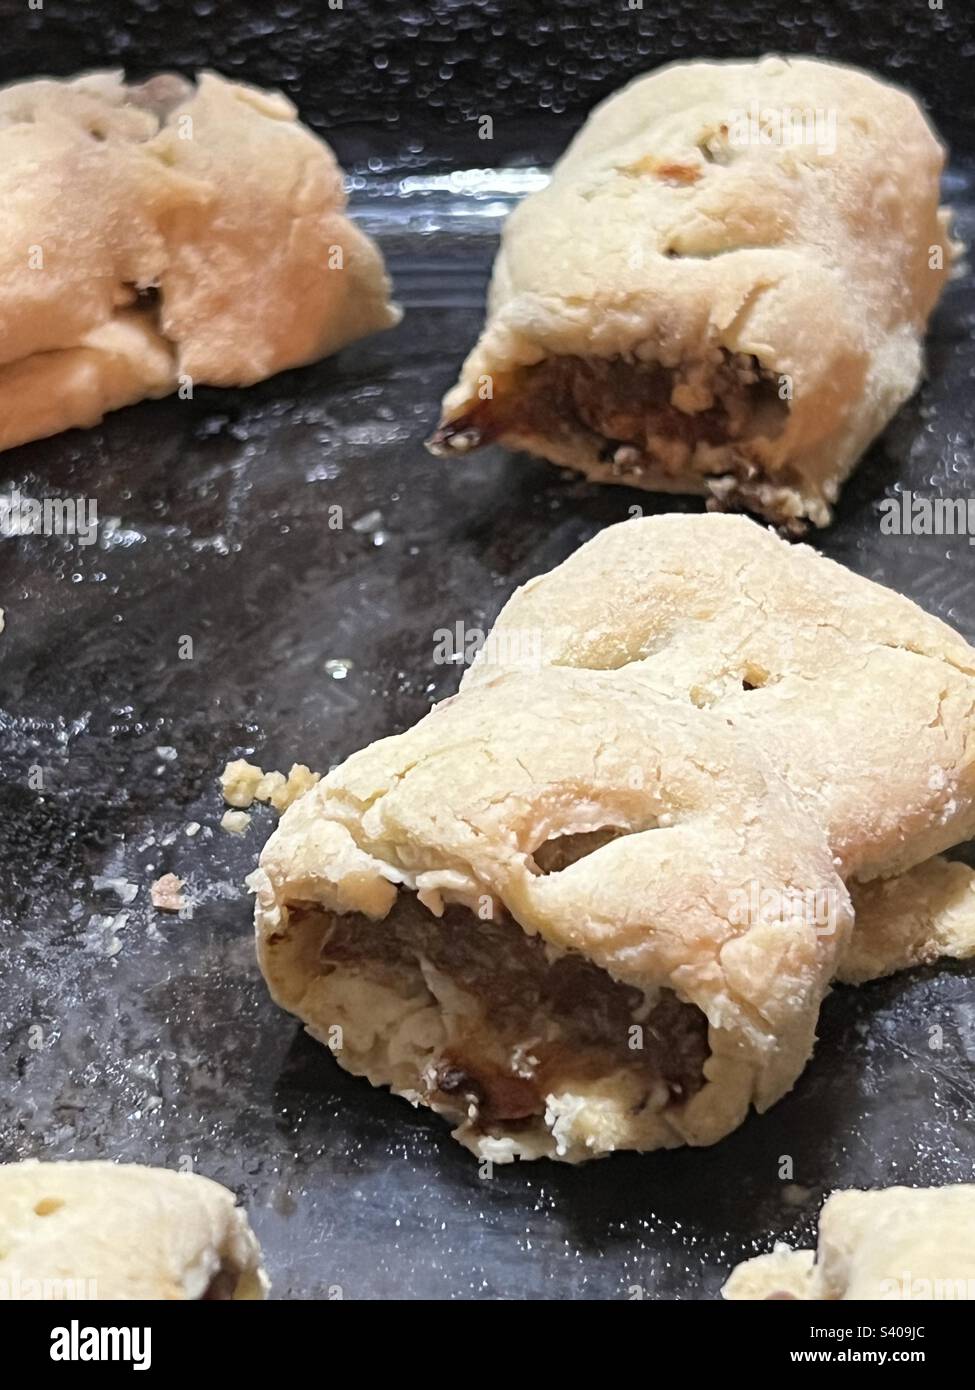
left=1, top=1, right=975, bottom=1300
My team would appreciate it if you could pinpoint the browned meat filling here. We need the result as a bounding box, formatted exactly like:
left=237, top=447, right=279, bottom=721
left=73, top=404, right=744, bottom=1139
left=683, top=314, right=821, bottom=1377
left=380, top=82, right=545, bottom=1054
left=432, top=351, right=787, bottom=486
left=318, top=897, right=709, bottom=1127
left=540, top=354, right=765, bottom=466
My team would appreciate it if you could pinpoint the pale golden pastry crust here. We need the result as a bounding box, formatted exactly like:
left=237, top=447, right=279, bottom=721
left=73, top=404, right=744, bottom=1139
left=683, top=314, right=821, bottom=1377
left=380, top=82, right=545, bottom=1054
left=467, top=513, right=975, bottom=886
left=0, top=69, right=400, bottom=451
left=430, top=55, right=953, bottom=528
left=0, top=1160, right=268, bottom=1300
left=255, top=666, right=850, bottom=1162
left=723, top=1185, right=975, bottom=1299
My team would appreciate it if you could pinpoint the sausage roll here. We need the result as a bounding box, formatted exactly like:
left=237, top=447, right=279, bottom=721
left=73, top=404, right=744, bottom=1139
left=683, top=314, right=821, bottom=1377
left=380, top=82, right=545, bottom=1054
left=253, top=514, right=975, bottom=1162
left=0, top=1160, right=268, bottom=1299
left=429, top=56, right=954, bottom=530
left=722, top=1185, right=975, bottom=1299
left=0, top=70, right=400, bottom=452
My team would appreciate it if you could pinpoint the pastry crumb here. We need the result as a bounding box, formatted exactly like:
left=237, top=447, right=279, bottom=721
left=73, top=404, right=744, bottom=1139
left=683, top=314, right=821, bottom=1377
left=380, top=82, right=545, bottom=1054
left=255, top=770, right=287, bottom=806
left=220, top=759, right=265, bottom=809
left=220, top=809, right=251, bottom=836
left=276, top=763, right=320, bottom=810
left=219, top=759, right=320, bottom=813
left=150, top=873, right=186, bottom=912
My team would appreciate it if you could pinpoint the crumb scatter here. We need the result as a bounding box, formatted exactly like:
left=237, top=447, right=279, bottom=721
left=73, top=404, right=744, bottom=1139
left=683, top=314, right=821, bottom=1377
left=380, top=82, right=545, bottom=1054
left=150, top=873, right=187, bottom=913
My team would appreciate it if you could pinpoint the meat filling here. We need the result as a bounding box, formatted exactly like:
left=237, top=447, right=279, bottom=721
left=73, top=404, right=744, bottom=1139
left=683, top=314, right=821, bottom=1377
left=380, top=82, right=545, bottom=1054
left=315, top=897, right=710, bottom=1130
left=431, top=351, right=790, bottom=506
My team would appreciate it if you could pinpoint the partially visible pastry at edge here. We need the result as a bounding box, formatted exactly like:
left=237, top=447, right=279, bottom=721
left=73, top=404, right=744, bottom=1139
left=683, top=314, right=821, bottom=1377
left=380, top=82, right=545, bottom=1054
left=0, top=69, right=400, bottom=452
left=429, top=55, right=954, bottom=530
left=722, top=1185, right=975, bottom=1299
left=0, top=1160, right=268, bottom=1299
left=251, top=514, right=975, bottom=1163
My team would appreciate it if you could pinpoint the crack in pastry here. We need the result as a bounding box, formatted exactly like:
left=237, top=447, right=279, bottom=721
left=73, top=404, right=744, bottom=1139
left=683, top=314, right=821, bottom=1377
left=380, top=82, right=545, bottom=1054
left=254, top=666, right=850, bottom=1163
left=0, top=69, right=400, bottom=452
left=429, top=55, right=955, bottom=530
left=0, top=1160, right=268, bottom=1300
left=722, top=1185, right=975, bottom=1300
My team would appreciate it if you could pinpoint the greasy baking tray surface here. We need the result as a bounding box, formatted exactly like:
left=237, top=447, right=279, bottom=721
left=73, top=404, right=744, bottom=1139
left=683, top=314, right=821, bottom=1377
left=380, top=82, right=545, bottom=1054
left=1, top=155, right=974, bottom=1300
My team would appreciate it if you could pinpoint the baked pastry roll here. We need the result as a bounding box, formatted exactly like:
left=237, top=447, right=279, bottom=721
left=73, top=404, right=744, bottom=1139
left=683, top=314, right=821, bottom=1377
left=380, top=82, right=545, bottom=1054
left=0, top=1160, right=267, bottom=1299
left=255, top=666, right=851, bottom=1163
left=0, top=69, right=400, bottom=452
left=430, top=56, right=953, bottom=529
left=253, top=513, right=975, bottom=1162
left=722, top=1185, right=975, bottom=1300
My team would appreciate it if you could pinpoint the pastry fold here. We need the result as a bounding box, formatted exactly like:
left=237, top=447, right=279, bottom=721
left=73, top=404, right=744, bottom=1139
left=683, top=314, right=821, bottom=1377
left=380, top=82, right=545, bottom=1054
left=430, top=55, right=953, bottom=529
left=0, top=69, right=400, bottom=451
left=842, top=857, right=975, bottom=984
left=254, top=514, right=975, bottom=1162
left=0, top=1160, right=267, bottom=1299
left=722, top=1185, right=975, bottom=1299
left=255, top=667, right=850, bottom=1162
